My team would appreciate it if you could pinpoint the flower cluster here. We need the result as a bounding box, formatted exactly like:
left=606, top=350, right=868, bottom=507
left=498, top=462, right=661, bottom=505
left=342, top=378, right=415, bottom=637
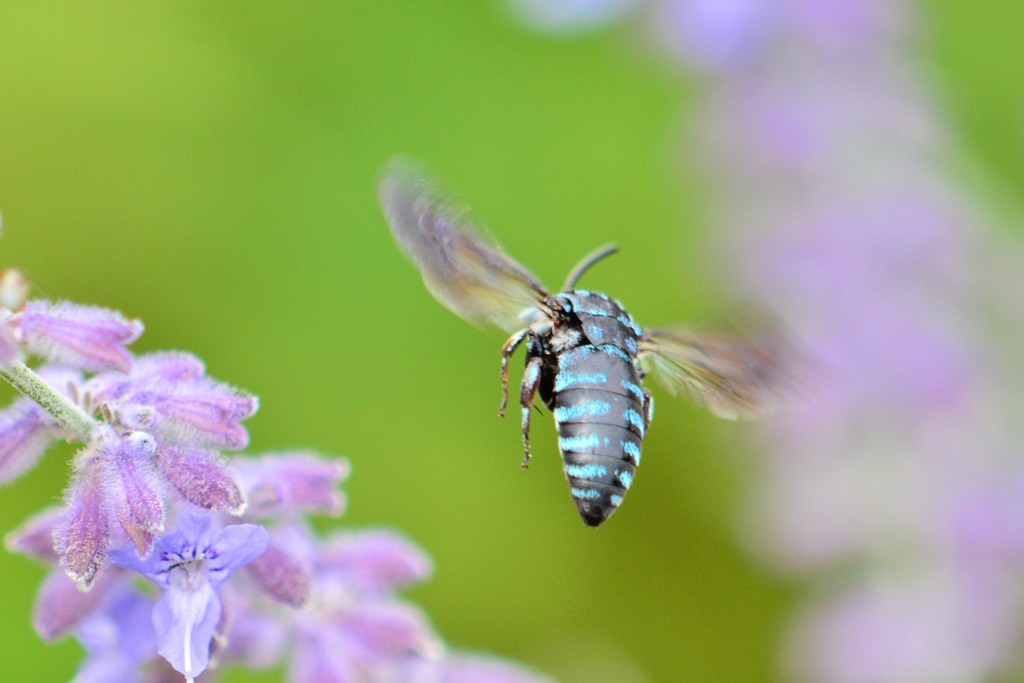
left=0, top=283, right=548, bottom=681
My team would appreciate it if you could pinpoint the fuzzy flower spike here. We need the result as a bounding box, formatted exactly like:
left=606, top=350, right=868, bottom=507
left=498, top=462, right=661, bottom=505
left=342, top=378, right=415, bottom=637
left=0, top=252, right=549, bottom=681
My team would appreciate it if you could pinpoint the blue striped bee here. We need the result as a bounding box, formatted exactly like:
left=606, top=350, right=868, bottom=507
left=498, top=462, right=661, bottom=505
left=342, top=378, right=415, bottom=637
left=379, top=159, right=798, bottom=527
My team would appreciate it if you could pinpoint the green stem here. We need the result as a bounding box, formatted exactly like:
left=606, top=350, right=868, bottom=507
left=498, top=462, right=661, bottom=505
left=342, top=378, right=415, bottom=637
left=0, top=361, right=98, bottom=441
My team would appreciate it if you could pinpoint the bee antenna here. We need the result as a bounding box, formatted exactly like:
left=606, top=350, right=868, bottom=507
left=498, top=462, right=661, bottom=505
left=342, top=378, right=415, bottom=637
left=562, top=243, right=618, bottom=291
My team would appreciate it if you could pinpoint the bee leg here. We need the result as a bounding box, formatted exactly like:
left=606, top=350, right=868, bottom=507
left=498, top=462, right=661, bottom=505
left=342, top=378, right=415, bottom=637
left=643, top=388, right=654, bottom=431
left=519, top=355, right=543, bottom=469
left=499, top=329, right=529, bottom=417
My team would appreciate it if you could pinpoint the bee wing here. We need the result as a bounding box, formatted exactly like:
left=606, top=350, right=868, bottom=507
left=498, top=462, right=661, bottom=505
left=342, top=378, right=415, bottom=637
left=639, top=325, right=806, bottom=420
left=379, top=158, right=550, bottom=333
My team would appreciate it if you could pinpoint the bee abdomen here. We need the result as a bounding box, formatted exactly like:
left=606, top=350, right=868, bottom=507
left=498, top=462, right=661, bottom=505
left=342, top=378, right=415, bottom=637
left=553, top=344, right=645, bottom=527
left=561, top=447, right=637, bottom=527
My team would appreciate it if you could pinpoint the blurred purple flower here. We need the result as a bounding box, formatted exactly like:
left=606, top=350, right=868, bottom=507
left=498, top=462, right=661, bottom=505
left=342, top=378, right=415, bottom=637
left=0, top=366, right=83, bottom=485
left=232, top=524, right=548, bottom=683
left=109, top=514, right=269, bottom=682
left=649, top=0, right=775, bottom=70
left=677, top=2, right=1024, bottom=681
left=70, top=583, right=157, bottom=683
left=0, top=397, right=59, bottom=484
left=233, top=451, right=349, bottom=518
left=18, top=300, right=143, bottom=373
left=33, top=568, right=121, bottom=641
left=507, top=0, right=1024, bottom=680
left=244, top=542, right=312, bottom=608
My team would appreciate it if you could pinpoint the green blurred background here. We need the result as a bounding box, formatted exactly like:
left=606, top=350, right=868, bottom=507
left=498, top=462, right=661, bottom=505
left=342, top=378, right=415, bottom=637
left=0, top=2, right=1020, bottom=681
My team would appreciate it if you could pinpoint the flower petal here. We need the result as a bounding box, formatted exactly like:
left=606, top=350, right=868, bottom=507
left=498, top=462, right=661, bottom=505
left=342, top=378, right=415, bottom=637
left=321, top=530, right=433, bottom=595
left=20, top=300, right=143, bottom=373
left=153, top=579, right=221, bottom=680
left=127, top=382, right=257, bottom=450
left=206, top=523, right=269, bottom=588
left=55, top=459, right=110, bottom=589
left=244, top=542, right=311, bottom=607
left=5, top=507, right=62, bottom=562
left=0, top=398, right=57, bottom=485
left=156, top=444, right=246, bottom=514
left=102, top=432, right=164, bottom=557
left=236, top=452, right=349, bottom=518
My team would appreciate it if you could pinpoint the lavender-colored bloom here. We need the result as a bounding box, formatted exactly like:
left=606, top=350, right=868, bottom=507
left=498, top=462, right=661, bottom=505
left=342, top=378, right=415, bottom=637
left=508, top=1, right=1024, bottom=680
left=649, top=0, right=775, bottom=71
left=0, top=256, right=546, bottom=681
left=318, top=529, right=434, bottom=596
left=244, top=542, right=312, bottom=607
left=54, top=457, right=110, bottom=589
left=84, top=351, right=208, bottom=406
left=0, top=268, right=29, bottom=366
left=0, top=365, right=83, bottom=485
left=233, top=452, right=349, bottom=518
left=673, top=3, right=1024, bottom=681
left=5, top=506, right=62, bottom=562
left=7, top=507, right=119, bottom=639
left=214, top=587, right=289, bottom=670
left=33, top=568, right=120, bottom=641
left=83, top=350, right=257, bottom=455
left=95, top=428, right=166, bottom=557
left=155, top=444, right=246, bottom=515
left=240, top=523, right=442, bottom=682
left=18, top=300, right=143, bottom=373
left=289, top=599, right=441, bottom=683
left=0, top=397, right=58, bottom=484
left=109, top=514, right=268, bottom=682
left=114, top=381, right=258, bottom=451
left=70, top=584, right=157, bottom=683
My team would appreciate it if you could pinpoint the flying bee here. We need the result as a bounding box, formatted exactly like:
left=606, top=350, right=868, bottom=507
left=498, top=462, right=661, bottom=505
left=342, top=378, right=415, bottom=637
left=379, top=158, right=802, bottom=527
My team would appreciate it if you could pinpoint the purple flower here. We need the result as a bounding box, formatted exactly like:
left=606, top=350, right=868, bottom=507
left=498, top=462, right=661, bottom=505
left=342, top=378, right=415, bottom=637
left=33, top=568, right=120, bottom=642
left=233, top=452, right=349, bottom=518
left=82, top=350, right=258, bottom=455
left=0, top=366, right=83, bottom=485
left=109, top=513, right=269, bottom=682
left=70, top=583, right=157, bottom=683
left=113, top=382, right=258, bottom=451
left=18, top=300, right=143, bottom=373
left=669, top=1, right=1024, bottom=680
left=239, top=523, right=441, bottom=682
left=155, top=444, right=246, bottom=515
left=84, top=351, right=208, bottom=405
left=649, top=0, right=775, bottom=71
left=318, top=529, right=434, bottom=596
left=54, top=457, right=109, bottom=589
left=0, top=397, right=58, bottom=484
left=96, top=428, right=166, bottom=557
left=0, top=258, right=548, bottom=681
left=244, top=542, right=312, bottom=608
left=5, top=507, right=62, bottom=562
